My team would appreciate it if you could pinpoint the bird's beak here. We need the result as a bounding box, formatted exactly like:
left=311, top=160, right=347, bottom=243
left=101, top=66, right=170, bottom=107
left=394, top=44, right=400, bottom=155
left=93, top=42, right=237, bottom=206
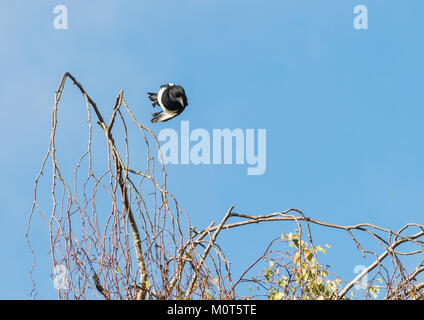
left=178, top=97, right=185, bottom=108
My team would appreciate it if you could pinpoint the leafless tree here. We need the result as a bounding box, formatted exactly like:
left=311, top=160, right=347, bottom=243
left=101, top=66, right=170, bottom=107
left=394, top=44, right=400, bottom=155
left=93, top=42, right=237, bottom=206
left=27, top=73, right=424, bottom=300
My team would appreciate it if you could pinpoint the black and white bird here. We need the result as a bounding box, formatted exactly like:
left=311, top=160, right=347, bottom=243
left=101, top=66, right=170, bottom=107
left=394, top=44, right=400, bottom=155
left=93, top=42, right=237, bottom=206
left=147, top=84, right=188, bottom=123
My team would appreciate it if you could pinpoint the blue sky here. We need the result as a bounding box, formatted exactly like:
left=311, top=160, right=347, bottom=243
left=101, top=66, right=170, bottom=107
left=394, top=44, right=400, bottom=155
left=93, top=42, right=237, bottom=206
left=1, top=0, right=424, bottom=299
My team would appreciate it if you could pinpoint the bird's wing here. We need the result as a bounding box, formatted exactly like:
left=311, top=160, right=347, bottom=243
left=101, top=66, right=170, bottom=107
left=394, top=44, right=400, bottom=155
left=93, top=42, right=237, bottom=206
left=147, top=92, right=159, bottom=107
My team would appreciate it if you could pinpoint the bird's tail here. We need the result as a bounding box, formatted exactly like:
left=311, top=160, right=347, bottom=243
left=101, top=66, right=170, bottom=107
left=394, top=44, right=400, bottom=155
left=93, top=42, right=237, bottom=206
left=147, top=92, right=159, bottom=107
left=151, top=115, right=162, bottom=123
left=151, top=112, right=178, bottom=123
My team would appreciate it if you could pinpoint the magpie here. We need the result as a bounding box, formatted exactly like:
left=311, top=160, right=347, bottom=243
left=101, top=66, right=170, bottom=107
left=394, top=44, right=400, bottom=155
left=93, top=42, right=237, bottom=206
left=147, top=83, right=188, bottom=123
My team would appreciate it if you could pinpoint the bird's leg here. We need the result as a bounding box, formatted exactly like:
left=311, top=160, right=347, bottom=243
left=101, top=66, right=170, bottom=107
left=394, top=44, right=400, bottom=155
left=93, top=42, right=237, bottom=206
left=152, top=111, right=163, bottom=117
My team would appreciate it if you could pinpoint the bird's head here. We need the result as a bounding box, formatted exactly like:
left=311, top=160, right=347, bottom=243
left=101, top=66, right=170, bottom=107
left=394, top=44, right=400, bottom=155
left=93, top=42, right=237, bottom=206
left=170, top=85, right=188, bottom=108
